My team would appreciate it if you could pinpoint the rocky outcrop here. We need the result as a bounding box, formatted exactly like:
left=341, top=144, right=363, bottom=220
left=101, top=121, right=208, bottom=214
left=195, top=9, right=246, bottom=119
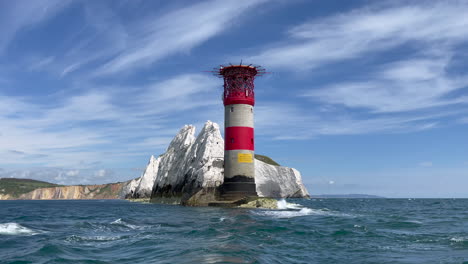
left=120, top=178, right=140, bottom=198
left=255, top=160, right=309, bottom=198
left=150, top=121, right=225, bottom=205
left=125, top=121, right=309, bottom=205
left=0, top=121, right=309, bottom=202
left=0, top=194, right=11, bottom=200
left=12, top=183, right=124, bottom=200
left=135, top=155, right=161, bottom=198
left=123, top=155, right=162, bottom=198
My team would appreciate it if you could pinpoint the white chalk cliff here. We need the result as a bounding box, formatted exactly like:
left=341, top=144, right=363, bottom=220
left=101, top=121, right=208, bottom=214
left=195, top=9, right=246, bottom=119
left=122, top=121, right=309, bottom=204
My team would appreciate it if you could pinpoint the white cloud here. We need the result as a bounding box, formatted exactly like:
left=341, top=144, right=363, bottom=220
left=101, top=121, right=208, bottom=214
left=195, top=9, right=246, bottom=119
left=0, top=0, right=71, bottom=52
left=458, top=117, right=468, bottom=124
left=0, top=73, right=220, bottom=167
left=244, top=1, right=468, bottom=136
left=254, top=102, right=451, bottom=140
left=94, top=169, right=106, bottom=178
left=249, top=2, right=468, bottom=70
left=0, top=167, right=130, bottom=185
left=66, top=170, right=80, bottom=177
left=304, top=56, right=468, bottom=113
left=419, top=161, right=433, bottom=167
left=94, top=0, right=268, bottom=76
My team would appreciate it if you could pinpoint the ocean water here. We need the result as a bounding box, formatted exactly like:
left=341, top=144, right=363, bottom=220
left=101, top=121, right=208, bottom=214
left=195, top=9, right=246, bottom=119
left=1, top=199, right=468, bottom=264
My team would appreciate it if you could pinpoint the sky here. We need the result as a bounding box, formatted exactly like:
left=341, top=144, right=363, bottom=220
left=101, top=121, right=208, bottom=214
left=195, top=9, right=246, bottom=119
left=0, top=0, right=467, bottom=198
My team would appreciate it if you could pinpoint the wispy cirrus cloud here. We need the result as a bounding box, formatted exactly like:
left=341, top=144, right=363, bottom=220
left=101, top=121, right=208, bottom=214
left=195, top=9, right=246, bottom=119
left=254, top=102, right=449, bottom=140
left=243, top=1, right=468, bottom=138
left=84, top=0, right=267, bottom=77
left=458, top=117, right=468, bottom=124
left=249, top=1, right=468, bottom=70
left=0, top=74, right=219, bottom=168
left=13, top=0, right=269, bottom=78
left=419, top=161, right=433, bottom=167
left=304, top=56, right=468, bottom=113
left=0, top=0, right=72, bottom=52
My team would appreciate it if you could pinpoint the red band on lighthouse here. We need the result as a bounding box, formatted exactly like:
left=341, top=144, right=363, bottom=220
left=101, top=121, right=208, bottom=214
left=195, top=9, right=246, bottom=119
left=225, top=126, right=254, bottom=151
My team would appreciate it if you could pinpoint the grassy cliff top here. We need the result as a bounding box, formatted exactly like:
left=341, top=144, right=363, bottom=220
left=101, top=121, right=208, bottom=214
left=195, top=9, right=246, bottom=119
left=0, top=178, right=62, bottom=198
left=255, top=154, right=280, bottom=166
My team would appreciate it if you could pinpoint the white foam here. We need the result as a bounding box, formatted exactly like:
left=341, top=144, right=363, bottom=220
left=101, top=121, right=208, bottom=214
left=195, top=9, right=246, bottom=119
left=0, top=223, right=39, bottom=236
left=254, top=207, right=348, bottom=218
left=450, top=237, right=465, bottom=242
left=110, top=218, right=143, bottom=230
left=406, top=220, right=423, bottom=224
left=66, top=235, right=121, bottom=243
left=277, top=199, right=303, bottom=210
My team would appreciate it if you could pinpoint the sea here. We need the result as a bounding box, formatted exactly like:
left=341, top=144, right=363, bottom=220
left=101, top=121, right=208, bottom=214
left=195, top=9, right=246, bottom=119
left=1, top=199, right=467, bottom=264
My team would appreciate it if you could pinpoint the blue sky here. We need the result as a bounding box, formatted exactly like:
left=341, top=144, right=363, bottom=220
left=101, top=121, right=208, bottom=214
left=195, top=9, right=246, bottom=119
left=0, top=0, right=467, bottom=197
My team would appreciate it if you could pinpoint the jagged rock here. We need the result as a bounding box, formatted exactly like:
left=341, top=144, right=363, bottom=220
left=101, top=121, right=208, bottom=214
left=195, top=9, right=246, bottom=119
left=255, top=160, right=309, bottom=198
left=133, top=155, right=161, bottom=198
left=122, top=121, right=309, bottom=204
left=237, top=197, right=278, bottom=209
left=120, top=177, right=140, bottom=198
left=150, top=121, right=224, bottom=204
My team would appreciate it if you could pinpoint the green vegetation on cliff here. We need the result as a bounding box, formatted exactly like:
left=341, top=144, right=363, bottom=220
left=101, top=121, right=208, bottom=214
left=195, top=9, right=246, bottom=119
left=255, top=154, right=280, bottom=166
left=0, top=178, right=62, bottom=198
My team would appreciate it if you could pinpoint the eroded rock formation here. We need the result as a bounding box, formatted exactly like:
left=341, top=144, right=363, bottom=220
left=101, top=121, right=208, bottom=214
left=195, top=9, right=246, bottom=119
left=123, top=121, right=309, bottom=205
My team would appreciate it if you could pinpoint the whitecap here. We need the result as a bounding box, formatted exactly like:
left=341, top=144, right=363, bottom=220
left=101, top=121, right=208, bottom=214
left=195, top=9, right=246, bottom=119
left=277, top=199, right=303, bottom=210
left=0, top=223, right=40, bottom=236
left=406, top=220, right=423, bottom=224
left=254, top=208, right=347, bottom=218
left=66, top=235, right=121, bottom=243
left=110, top=218, right=143, bottom=230
left=450, top=237, right=465, bottom=243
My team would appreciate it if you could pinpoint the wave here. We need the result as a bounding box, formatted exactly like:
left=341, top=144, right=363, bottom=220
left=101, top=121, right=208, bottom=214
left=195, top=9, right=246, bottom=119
left=65, top=234, right=123, bottom=243
left=0, top=223, right=40, bottom=236
left=277, top=199, right=303, bottom=210
left=450, top=237, right=467, bottom=243
left=251, top=199, right=352, bottom=218
left=256, top=207, right=351, bottom=218
left=110, top=218, right=147, bottom=230
left=257, top=208, right=317, bottom=218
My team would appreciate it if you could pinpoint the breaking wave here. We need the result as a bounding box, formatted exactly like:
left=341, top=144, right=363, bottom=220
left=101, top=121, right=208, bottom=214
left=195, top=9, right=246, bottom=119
left=0, top=223, right=40, bottom=236
left=110, top=218, right=148, bottom=230
left=250, top=199, right=351, bottom=218
left=65, top=234, right=122, bottom=243
left=277, top=199, right=303, bottom=210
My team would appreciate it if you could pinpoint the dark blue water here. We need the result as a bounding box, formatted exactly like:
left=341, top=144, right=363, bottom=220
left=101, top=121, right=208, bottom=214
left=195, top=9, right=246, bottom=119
left=1, top=199, right=468, bottom=264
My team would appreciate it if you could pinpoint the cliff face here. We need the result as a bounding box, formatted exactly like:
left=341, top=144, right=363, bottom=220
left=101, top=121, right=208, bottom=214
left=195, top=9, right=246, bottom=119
left=121, top=155, right=161, bottom=199
left=123, top=121, right=309, bottom=204
left=4, top=182, right=125, bottom=200
left=255, top=160, right=309, bottom=198
left=149, top=121, right=224, bottom=204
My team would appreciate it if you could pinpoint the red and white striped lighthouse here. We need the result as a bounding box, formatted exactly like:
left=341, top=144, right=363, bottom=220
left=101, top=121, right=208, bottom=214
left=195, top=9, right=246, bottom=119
left=215, top=64, right=265, bottom=200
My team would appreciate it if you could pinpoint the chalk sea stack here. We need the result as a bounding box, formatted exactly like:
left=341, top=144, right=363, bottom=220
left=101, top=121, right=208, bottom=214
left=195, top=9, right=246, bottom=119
left=123, top=121, right=309, bottom=206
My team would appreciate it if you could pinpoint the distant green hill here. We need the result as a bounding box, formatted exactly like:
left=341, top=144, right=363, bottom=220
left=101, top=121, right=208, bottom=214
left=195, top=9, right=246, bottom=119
left=255, top=154, right=280, bottom=166
left=0, top=178, right=62, bottom=198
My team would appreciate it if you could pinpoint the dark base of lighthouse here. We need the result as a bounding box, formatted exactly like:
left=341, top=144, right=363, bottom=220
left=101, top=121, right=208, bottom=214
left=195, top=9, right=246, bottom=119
left=218, top=176, right=258, bottom=201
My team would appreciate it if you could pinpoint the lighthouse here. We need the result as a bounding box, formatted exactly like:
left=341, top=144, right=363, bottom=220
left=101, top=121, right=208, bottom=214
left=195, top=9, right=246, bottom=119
left=215, top=64, right=265, bottom=200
